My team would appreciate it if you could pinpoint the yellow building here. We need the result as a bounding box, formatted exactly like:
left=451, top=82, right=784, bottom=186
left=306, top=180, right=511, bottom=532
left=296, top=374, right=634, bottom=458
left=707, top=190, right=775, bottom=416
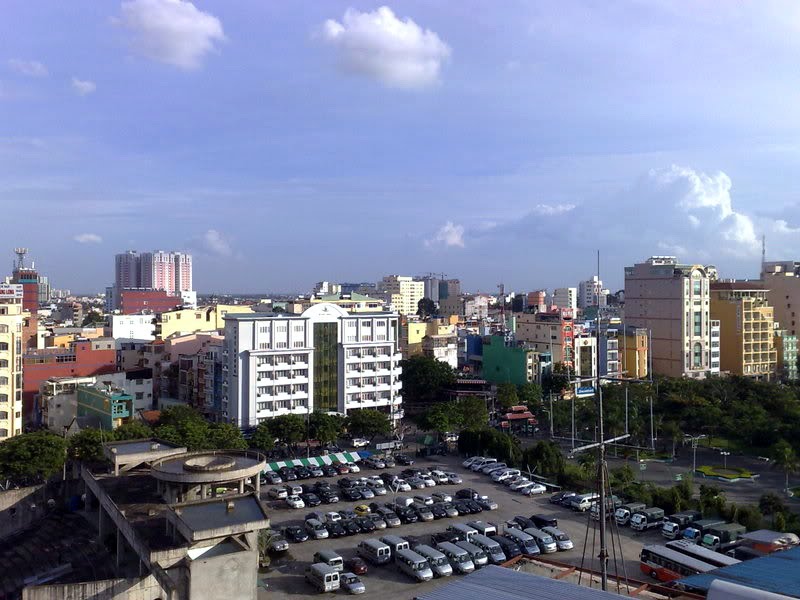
left=400, top=316, right=458, bottom=358
left=309, top=292, right=385, bottom=313
left=0, top=288, right=27, bottom=440
left=622, top=327, right=649, bottom=379
left=159, top=304, right=254, bottom=339
left=380, top=275, right=424, bottom=315
left=710, top=281, right=778, bottom=379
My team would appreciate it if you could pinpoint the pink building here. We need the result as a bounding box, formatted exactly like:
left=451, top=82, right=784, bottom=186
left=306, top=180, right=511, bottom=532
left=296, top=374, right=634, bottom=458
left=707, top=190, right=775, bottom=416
left=114, top=250, right=193, bottom=300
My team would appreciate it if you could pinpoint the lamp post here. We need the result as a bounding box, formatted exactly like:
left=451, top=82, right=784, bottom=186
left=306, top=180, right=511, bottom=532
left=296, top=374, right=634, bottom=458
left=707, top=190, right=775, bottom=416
left=720, top=450, right=730, bottom=469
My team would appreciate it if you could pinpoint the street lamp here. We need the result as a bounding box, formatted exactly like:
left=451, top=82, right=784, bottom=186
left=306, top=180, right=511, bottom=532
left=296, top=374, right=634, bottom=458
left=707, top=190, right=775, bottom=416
left=720, top=451, right=730, bottom=469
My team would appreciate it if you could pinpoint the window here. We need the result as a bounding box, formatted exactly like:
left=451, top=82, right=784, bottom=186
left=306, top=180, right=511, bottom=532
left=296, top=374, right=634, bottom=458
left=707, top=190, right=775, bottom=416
left=0, top=377, right=7, bottom=386
left=275, top=341, right=288, bottom=348
left=0, top=360, right=7, bottom=369
left=0, top=394, right=7, bottom=402
left=276, top=325, right=287, bottom=333
left=693, top=279, right=701, bottom=295
left=693, top=312, right=702, bottom=336
left=693, top=343, right=702, bottom=367
left=0, top=343, right=7, bottom=351
left=0, top=411, right=7, bottom=419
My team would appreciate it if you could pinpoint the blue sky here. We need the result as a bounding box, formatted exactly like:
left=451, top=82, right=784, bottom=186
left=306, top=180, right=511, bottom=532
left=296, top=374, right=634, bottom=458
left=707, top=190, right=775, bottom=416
left=3, top=1, right=800, bottom=294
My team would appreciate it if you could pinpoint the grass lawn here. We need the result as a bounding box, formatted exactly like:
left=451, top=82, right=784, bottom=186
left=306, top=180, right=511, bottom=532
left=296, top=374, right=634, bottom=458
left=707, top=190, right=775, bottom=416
left=694, top=436, right=770, bottom=457
left=696, top=465, right=754, bottom=480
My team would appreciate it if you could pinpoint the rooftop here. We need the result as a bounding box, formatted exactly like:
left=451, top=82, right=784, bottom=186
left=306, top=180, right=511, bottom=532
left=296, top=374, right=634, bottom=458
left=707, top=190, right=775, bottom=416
left=168, top=494, right=269, bottom=541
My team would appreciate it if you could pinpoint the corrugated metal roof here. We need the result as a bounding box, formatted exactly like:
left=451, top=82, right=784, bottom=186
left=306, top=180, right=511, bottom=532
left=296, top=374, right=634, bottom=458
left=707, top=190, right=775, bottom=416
left=678, top=545, right=800, bottom=598
left=414, top=565, right=627, bottom=600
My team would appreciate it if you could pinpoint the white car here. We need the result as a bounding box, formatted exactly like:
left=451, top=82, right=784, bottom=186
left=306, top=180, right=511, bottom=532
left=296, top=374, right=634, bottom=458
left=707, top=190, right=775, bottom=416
left=505, top=476, right=528, bottom=487
left=352, top=438, right=369, bottom=448
left=393, top=479, right=411, bottom=492
left=482, top=462, right=507, bottom=474
left=432, top=492, right=452, bottom=503
left=414, top=494, right=434, bottom=506
left=492, top=469, right=518, bottom=483
left=463, top=456, right=485, bottom=468
left=446, top=472, right=462, bottom=484
left=325, top=511, right=342, bottom=523
left=471, top=459, right=497, bottom=472
left=268, top=487, right=288, bottom=500
left=509, top=479, right=532, bottom=492
left=431, top=470, right=450, bottom=484
left=521, top=483, right=547, bottom=495
left=285, top=495, right=305, bottom=509
left=420, top=474, right=437, bottom=487
left=347, top=463, right=361, bottom=473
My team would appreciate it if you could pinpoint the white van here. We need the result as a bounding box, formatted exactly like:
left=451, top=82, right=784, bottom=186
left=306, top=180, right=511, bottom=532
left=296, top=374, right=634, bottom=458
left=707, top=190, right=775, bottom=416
left=569, top=493, right=600, bottom=512
left=523, top=528, right=558, bottom=553
left=436, top=541, right=475, bottom=574
left=357, top=539, right=391, bottom=565
left=312, top=550, right=344, bottom=572
left=456, top=540, right=488, bottom=568
left=471, top=533, right=506, bottom=564
left=503, top=528, right=540, bottom=555
left=305, top=563, right=340, bottom=592
left=466, top=521, right=498, bottom=537
left=380, top=535, right=410, bottom=557
left=413, top=544, right=453, bottom=577
left=447, top=523, right=477, bottom=542
left=470, top=458, right=497, bottom=472
left=542, top=527, right=573, bottom=551
left=395, top=548, right=434, bottom=582
left=491, top=468, right=520, bottom=482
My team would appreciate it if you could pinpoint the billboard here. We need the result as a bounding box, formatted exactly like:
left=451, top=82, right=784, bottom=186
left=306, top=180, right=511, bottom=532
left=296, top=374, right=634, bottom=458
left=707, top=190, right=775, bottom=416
left=0, top=284, right=23, bottom=299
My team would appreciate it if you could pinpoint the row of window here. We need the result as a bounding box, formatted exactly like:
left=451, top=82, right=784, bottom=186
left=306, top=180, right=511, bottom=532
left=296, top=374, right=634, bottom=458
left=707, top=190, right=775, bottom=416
left=346, top=347, right=394, bottom=358
left=256, top=384, right=308, bottom=396
left=257, top=399, right=306, bottom=412
left=257, top=354, right=308, bottom=366
left=346, top=391, right=392, bottom=402
left=346, top=376, right=391, bottom=387
left=346, top=362, right=392, bottom=372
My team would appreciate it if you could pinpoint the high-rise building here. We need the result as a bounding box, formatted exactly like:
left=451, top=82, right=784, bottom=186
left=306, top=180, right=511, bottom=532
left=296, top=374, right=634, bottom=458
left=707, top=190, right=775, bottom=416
left=761, top=260, right=800, bottom=336
left=115, top=250, right=141, bottom=289
left=379, top=275, right=424, bottom=316
left=624, top=256, right=715, bottom=378
left=578, top=276, right=609, bottom=309
left=0, top=284, right=26, bottom=440
left=710, top=281, right=778, bottom=380
left=38, top=275, right=50, bottom=304
left=440, top=279, right=461, bottom=300
left=552, top=287, right=577, bottom=311
left=223, top=303, right=403, bottom=428
left=9, top=248, right=40, bottom=314
left=113, top=250, right=194, bottom=309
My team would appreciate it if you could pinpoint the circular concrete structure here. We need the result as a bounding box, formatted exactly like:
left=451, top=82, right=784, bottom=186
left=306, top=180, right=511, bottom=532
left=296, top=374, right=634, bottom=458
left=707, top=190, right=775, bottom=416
left=151, top=450, right=266, bottom=484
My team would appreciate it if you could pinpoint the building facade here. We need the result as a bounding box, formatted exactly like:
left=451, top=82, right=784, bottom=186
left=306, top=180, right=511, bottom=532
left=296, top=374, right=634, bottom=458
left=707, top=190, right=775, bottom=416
left=775, top=330, right=799, bottom=382
left=223, top=303, right=403, bottom=428
left=552, top=287, right=577, bottom=311
left=77, top=382, right=134, bottom=430
left=761, top=261, right=800, bottom=337
left=0, top=286, right=26, bottom=440
left=379, top=275, right=424, bottom=316
left=111, top=314, right=157, bottom=343
left=710, top=281, right=778, bottom=379
left=482, top=335, right=547, bottom=386
left=113, top=250, right=193, bottom=309
left=120, top=289, right=183, bottom=315
left=621, top=326, right=649, bottom=379
left=578, top=276, right=609, bottom=309
left=515, top=309, right=576, bottom=368
left=624, top=256, right=715, bottom=378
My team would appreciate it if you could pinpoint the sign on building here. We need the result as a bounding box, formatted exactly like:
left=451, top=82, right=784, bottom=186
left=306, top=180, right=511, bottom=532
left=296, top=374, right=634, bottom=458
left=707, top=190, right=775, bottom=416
left=0, top=284, right=23, bottom=299
left=575, top=386, right=595, bottom=398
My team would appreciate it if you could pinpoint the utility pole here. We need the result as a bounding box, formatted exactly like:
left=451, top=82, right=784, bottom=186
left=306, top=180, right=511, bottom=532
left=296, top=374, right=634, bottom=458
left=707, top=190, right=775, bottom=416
left=649, top=395, right=655, bottom=451
left=549, top=393, right=554, bottom=438
left=624, top=385, right=629, bottom=435
left=595, top=250, right=608, bottom=591
left=571, top=394, right=575, bottom=450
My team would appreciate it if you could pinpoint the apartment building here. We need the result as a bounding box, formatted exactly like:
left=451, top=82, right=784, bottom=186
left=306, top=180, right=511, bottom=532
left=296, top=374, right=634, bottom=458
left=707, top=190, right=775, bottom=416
left=624, top=256, right=715, bottom=378
left=710, top=281, right=778, bottom=379
left=762, top=260, right=800, bottom=336
left=775, top=330, right=799, bottom=381
left=515, top=309, right=576, bottom=368
left=309, top=292, right=386, bottom=313
left=621, top=326, right=649, bottom=379
left=552, top=287, right=577, bottom=311
left=0, top=285, right=26, bottom=440
left=578, top=276, right=609, bottom=309
left=482, top=335, right=549, bottom=386
left=223, top=303, right=403, bottom=428
left=111, top=313, right=156, bottom=343
left=379, top=275, right=424, bottom=315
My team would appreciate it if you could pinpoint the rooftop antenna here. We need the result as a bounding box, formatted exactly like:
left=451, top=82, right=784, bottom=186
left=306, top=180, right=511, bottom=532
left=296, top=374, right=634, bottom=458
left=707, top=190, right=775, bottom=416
left=14, top=248, right=27, bottom=270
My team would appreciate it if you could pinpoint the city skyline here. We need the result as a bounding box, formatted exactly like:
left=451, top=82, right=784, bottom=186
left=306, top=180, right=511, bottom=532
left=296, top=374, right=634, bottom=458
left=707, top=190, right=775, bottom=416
left=4, top=1, right=800, bottom=292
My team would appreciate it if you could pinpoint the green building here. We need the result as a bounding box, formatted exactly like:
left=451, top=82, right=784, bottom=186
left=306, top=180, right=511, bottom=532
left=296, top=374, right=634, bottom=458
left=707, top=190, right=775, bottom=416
left=77, top=384, right=134, bottom=430
left=776, top=330, right=798, bottom=382
left=482, top=335, right=549, bottom=386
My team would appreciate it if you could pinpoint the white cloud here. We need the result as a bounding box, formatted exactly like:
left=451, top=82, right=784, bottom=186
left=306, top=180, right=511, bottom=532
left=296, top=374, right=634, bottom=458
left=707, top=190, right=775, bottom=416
left=202, top=229, right=232, bottom=256
left=7, top=59, right=48, bottom=77
left=118, top=0, right=225, bottom=70
left=71, top=78, right=96, bottom=96
left=73, top=233, right=103, bottom=244
left=426, top=221, right=464, bottom=248
left=321, top=6, right=451, bottom=89
left=532, top=203, right=576, bottom=216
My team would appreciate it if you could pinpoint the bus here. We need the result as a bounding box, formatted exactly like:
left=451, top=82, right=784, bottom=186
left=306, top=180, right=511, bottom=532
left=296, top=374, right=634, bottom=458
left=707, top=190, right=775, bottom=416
left=640, top=545, right=717, bottom=582
left=665, top=539, right=741, bottom=569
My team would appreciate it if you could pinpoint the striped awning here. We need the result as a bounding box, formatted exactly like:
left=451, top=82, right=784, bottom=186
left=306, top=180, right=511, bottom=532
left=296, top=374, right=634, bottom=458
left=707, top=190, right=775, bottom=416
left=263, top=452, right=362, bottom=472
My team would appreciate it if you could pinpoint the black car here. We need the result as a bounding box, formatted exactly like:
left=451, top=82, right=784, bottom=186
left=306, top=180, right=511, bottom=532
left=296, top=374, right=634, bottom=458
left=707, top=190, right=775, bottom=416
left=513, top=516, right=536, bottom=530
left=401, top=468, right=421, bottom=478
left=322, top=465, right=338, bottom=478
left=264, top=472, right=283, bottom=485
left=396, top=507, right=419, bottom=524
left=284, top=525, right=309, bottom=543
left=342, top=520, right=361, bottom=536
left=338, top=509, right=358, bottom=520
left=430, top=503, right=447, bottom=519
left=305, top=511, right=326, bottom=522
left=325, top=521, right=346, bottom=537
left=317, top=489, right=339, bottom=504
left=314, top=480, right=332, bottom=491
left=394, top=454, right=414, bottom=466
left=368, top=502, right=384, bottom=513
left=341, top=488, right=362, bottom=502
left=280, top=468, right=298, bottom=481
left=295, top=466, right=312, bottom=479
left=465, top=499, right=483, bottom=514
left=338, top=477, right=355, bottom=489
left=530, top=514, right=559, bottom=529
left=354, top=516, right=376, bottom=533
left=301, top=483, right=316, bottom=494
left=431, top=530, right=461, bottom=545
left=492, top=535, right=522, bottom=559
left=300, top=493, right=321, bottom=507
left=452, top=500, right=471, bottom=515
left=550, top=491, right=576, bottom=505
left=455, top=488, right=480, bottom=501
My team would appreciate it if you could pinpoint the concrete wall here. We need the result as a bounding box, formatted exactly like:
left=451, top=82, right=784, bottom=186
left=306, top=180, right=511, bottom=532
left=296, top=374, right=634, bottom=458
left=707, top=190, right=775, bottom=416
left=188, top=542, right=258, bottom=600
left=0, top=484, right=48, bottom=539
left=23, top=575, right=165, bottom=600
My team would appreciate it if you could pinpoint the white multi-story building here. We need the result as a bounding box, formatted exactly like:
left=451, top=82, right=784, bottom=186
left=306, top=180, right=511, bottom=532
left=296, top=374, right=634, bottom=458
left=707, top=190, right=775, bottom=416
left=578, top=276, right=609, bottom=309
left=223, top=303, right=403, bottom=428
left=553, top=287, right=578, bottom=311
left=0, top=285, right=26, bottom=440
left=111, top=314, right=156, bottom=343
left=624, top=256, right=715, bottom=378
left=379, top=275, right=424, bottom=316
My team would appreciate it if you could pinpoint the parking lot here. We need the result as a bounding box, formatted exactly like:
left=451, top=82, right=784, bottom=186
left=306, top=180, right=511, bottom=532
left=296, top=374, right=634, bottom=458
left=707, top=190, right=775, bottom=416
left=259, top=455, right=664, bottom=598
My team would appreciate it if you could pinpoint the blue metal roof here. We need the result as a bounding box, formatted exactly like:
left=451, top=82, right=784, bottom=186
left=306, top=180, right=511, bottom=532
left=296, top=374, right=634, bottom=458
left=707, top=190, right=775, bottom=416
left=415, top=565, right=627, bottom=600
left=678, top=545, right=800, bottom=598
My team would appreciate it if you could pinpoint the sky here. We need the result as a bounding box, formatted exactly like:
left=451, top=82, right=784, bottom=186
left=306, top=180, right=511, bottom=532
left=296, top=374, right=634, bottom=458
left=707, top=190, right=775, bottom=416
left=3, top=1, right=800, bottom=294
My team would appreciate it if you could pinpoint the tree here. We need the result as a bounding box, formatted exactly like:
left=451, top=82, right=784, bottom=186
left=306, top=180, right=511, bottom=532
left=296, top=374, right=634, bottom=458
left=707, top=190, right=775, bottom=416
left=309, top=412, right=344, bottom=446
left=155, top=405, right=210, bottom=450
left=417, top=297, right=438, bottom=319
left=113, top=421, right=153, bottom=440
left=398, top=355, right=455, bottom=407
left=250, top=421, right=275, bottom=454
left=421, top=403, right=452, bottom=435
left=268, top=414, right=307, bottom=449
left=0, top=431, right=67, bottom=481
left=661, top=421, right=682, bottom=458
left=455, top=397, right=489, bottom=431
left=518, top=382, right=543, bottom=411
left=772, top=440, right=798, bottom=492
left=542, top=363, right=570, bottom=396
left=496, top=384, right=519, bottom=411
left=522, top=441, right=565, bottom=478
left=759, top=492, right=787, bottom=527
left=68, top=428, right=110, bottom=463
left=207, top=423, right=247, bottom=450
left=347, top=409, right=391, bottom=440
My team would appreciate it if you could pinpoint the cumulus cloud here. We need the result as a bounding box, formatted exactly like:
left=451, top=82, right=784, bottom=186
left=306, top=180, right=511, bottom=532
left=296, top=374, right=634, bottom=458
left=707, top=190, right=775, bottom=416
left=117, top=0, right=225, bottom=70
left=7, top=59, right=48, bottom=77
left=71, top=77, right=96, bottom=96
left=426, top=221, right=465, bottom=248
left=201, top=229, right=232, bottom=256
left=73, top=233, right=103, bottom=244
left=321, top=6, right=451, bottom=89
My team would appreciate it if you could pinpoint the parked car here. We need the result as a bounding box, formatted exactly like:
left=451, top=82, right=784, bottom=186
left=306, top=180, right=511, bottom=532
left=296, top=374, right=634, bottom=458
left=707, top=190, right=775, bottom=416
left=395, top=454, right=414, bottom=465
left=396, top=507, right=419, bottom=524
left=325, top=521, right=347, bottom=538
left=445, top=472, right=463, bottom=484
left=268, top=532, right=289, bottom=553
left=462, top=456, right=485, bottom=468
left=376, top=508, right=401, bottom=528
left=264, top=472, right=282, bottom=485
left=317, top=489, right=339, bottom=504
left=368, top=513, right=387, bottom=529
left=456, top=488, right=481, bottom=501
left=420, top=474, right=437, bottom=487
left=336, top=463, right=352, bottom=475
left=430, top=470, right=450, bottom=484
left=407, top=477, right=428, bottom=490
left=381, top=456, right=396, bottom=468
left=346, top=557, right=368, bottom=575
left=550, top=491, right=576, bottom=505
left=341, top=488, right=362, bottom=502
left=520, top=483, right=547, bottom=496
left=413, top=504, right=435, bottom=521
left=355, top=487, right=374, bottom=499
left=340, top=572, right=366, bottom=595
left=354, top=504, right=372, bottom=517
left=310, top=466, right=324, bottom=478
left=322, top=465, right=339, bottom=478
left=432, top=492, right=452, bottom=503
left=439, top=502, right=460, bottom=518
left=476, top=497, right=498, bottom=511
left=392, top=479, right=412, bottom=492
left=347, top=463, right=361, bottom=473
left=285, top=495, right=305, bottom=509
left=342, top=520, right=361, bottom=536
left=268, top=487, right=288, bottom=500
left=464, top=499, right=483, bottom=514
left=300, top=493, right=321, bottom=507
left=452, top=500, right=471, bottom=515
left=354, top=516, right=376, bottom=533
left=284, top=525, right=309, bottom=543
left=509, top=479, right=533, bottom=492
left=430, top=503, right=448, bottom=519
left=351, top=438, right=369, bottom=448
left=338, top=509, right=358, bottom=521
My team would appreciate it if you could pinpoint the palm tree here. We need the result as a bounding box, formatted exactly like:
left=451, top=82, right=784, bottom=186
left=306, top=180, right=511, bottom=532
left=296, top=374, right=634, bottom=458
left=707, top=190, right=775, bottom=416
left=772, top=441, right=799, bottom=493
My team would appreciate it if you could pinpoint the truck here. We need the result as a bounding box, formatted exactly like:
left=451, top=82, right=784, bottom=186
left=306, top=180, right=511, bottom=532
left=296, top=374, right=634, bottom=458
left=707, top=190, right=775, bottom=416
left=661, top=510, right=703, bottom=540
left=590, top=496, right=622, bottom=521
left=630, top=507, right=665, bottom=532
left=615, top=502, right=646, bottom=527
left=701, top=523, right=747, bottom=552
left=737, top=529, right=800, bottom=554
left=682, top=518, right=725, bottom=543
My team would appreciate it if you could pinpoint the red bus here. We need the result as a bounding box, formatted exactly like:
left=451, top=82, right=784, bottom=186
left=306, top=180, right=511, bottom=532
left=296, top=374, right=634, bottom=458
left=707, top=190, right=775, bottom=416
left=640, top=544, right=717, bottom=582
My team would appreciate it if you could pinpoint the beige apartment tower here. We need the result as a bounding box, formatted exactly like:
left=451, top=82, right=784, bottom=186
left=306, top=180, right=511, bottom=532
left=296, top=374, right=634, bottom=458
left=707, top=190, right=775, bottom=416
left=0, top=286, right=26, bottom=440
left=624, top=256, right=716, bottom=378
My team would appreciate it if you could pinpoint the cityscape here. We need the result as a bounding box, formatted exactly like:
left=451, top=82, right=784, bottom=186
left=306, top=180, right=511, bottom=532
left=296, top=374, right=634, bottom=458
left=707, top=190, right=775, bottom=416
left=3, top=2, right=800, bottom=600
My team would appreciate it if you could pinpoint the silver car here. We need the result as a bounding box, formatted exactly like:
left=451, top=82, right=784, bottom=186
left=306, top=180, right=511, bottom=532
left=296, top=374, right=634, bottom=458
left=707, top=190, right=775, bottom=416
left=368, top=513, right=388, bottom=529
left=446, top=472, right=462, bottom=484
left=340, top=572, right=365, bottom=595
left=542, top=526, right=574, bottom=551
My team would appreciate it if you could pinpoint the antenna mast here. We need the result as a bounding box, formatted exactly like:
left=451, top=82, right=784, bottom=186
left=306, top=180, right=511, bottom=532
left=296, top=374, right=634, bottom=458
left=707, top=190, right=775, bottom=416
left=596, top=249, right=609, bottom=590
